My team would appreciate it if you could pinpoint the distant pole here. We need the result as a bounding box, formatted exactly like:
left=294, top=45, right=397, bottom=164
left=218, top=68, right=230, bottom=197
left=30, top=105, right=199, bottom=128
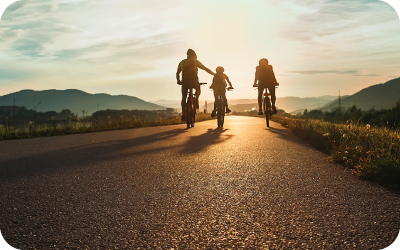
left=205, top=100, right=207, bottom=114
left=34, top=102, right=41, bottom=121
left=339, top=90, right=341, bottom=110
left=13, top=98, right=16, bottom=131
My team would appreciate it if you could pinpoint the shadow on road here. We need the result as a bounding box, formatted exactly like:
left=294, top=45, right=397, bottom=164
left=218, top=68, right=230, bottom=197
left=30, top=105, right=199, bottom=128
left=0, top=128, right=188, bottom=181
left=180, top=128, right=234, bottom=154
left=265, top=126, right=309, bottom=146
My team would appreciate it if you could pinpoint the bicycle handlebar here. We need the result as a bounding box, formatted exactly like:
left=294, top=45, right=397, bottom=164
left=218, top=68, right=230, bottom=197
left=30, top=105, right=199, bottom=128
left=253, top=84, right=279, bottom=88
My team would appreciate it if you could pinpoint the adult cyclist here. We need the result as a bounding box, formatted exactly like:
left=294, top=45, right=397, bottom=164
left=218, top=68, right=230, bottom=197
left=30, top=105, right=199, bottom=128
left=253, top=58, right=278, bottom=115
left=176, top=49, right=215, bottom=121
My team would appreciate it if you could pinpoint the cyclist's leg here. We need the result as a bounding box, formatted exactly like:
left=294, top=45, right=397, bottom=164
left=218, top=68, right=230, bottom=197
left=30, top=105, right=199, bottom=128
left=195, top=83, right=201, bottom=108
left=211, top=91, right=217, bottom=117
left=181, top=85, right=189, bottom=116
left=268, top=86, right=276, bottom=106
left=267, top=86, right=277, bottom=113
left=258, top=86, right=264, bottom=114
left=222, top=91, right=231, bottom=112
left=213, top=91, right=218, bottom=110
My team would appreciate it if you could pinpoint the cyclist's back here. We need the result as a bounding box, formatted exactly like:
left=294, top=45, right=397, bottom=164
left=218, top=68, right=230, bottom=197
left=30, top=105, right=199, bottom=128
left=210, top=66, right=234, bottom=117
left=180, top=58, right=201, bottom=88
left=254, top=58, right=278, bottom=115
left=176, top=49, right=215, bottom=121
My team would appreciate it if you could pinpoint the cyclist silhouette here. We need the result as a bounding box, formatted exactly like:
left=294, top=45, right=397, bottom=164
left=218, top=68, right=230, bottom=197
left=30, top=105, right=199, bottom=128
left=253, top=58, right=278, bottom=115
left=210, top=66, right=234, bottom=117
left=176, top=49, right=215, bottom=121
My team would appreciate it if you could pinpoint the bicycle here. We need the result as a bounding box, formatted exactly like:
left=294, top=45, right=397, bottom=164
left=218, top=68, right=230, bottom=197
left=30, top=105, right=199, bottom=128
left=212, top=87, right=233, bottom=128
left=254, top=84, right=275, bottom=127
left=184, top=82, right=207, bottom=128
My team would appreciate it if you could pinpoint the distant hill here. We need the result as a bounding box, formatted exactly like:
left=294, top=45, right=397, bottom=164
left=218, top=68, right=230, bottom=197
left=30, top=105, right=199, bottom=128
left=152, top=99, right=182, bottom=109
left=201, top=96, right=337, bottom=113
left=321, top=78, right=400, bottom=111
left=0, top=89, right=166, bottom=115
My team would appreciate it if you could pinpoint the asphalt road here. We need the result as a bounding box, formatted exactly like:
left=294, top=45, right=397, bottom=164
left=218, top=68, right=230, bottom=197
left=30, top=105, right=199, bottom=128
left=1, top=116, right=399, bottom=249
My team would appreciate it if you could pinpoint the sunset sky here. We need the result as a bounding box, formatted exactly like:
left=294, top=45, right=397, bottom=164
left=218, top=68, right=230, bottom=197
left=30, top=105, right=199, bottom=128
left=0, top=0, right=399, bottom=103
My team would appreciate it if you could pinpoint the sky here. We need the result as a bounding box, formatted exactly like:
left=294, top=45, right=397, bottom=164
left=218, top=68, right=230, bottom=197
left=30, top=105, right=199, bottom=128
left=0, top=0, right=399, bottom=103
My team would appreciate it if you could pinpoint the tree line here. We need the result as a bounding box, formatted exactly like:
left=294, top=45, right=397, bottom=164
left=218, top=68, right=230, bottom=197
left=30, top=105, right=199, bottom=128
left=295, top=100, right=400, bottom=129
left=0, top=106, right=76, bottom=122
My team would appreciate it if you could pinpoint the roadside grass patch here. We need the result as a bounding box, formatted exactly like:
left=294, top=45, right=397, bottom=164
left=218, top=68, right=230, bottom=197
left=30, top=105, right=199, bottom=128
left=272, top=116, right=400, bottom=186
left=0, top=113, right=213, bottom=141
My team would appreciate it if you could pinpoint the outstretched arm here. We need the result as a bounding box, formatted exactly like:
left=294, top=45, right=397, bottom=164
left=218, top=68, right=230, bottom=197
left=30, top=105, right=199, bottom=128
left=200, top=66, right=215, bottom=76
left=176, top=66, right=182, bottom=84
left=254, top=69, right=258, bottom=86
left=197, top=61, right=215, bottom=76
left=224, top=74, right=233, bottom=88
left=271, top=69, right=277, bottom=85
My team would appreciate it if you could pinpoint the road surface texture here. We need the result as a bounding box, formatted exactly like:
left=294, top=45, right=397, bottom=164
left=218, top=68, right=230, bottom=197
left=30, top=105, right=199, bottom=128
left=1, top=116, right=399, bottom=249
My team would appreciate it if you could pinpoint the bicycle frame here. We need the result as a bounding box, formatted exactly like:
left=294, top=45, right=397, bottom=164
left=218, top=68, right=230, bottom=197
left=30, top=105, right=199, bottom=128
left=212, top=87, right=232, bottom=128
left=216, top=93, right=225, bottom=128
left=263, top=91, right=272, bottom=127
left=185, top=87, right=196, bottom=128
left=184, top=83, right=206, bottom=128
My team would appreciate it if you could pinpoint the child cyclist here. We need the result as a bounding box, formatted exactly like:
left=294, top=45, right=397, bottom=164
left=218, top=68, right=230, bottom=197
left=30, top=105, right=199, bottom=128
left=210, top=66, right=234, bottom=118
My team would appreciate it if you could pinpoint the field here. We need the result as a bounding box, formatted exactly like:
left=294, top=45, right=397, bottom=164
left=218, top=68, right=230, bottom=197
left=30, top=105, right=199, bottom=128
left=0, top=113, right=213, bottom=141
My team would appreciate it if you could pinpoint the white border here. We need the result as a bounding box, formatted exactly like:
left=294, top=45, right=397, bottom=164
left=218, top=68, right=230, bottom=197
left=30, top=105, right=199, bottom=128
left=0, top=0, right=398, bottom=249
left=380, top=0, right=400, bottom=20
left=0, top=230, right=19, bottom=250
left=0, top=0, right=20, bottom=20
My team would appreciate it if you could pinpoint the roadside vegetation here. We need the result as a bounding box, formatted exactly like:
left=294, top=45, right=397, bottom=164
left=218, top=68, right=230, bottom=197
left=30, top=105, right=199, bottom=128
left=236, top=101, right=400, bottom=187
left=272, top=116, right=400, bottom=186
left=0, top=109, right=212, bottom=141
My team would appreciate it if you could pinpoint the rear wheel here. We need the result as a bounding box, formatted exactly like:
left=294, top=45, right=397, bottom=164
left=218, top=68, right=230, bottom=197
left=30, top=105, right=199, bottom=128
left=264, top=98, right=270, bottom=127
left=186, top=97, right=192, bottom=128
left=191, top=102, right=196, bottom=127
left=217, top=98, right=224, bottom=128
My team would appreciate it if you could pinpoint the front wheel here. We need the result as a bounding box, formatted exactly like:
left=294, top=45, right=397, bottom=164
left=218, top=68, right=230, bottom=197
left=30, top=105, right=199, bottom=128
left=266, top=112, right=270, bottom=127
left=186, top=98, right=192, bottom=128
left=191, top=105, right=196, bottom=127
left=217, top=99, right=224, bottom=128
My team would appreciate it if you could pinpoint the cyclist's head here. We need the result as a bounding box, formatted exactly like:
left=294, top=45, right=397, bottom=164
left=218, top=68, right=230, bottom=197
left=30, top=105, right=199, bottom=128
left=216, top=66, right=224, bottom=73
left=187, top=49, right=197, bottom=58
left=259, top=58, right=269, bottom=66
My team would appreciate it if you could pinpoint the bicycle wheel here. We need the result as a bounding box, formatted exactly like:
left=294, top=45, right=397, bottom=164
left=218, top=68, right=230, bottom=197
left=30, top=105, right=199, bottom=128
left=191, top=96, right=197, bottom=127
left=186, top=97, right=192, bottom=128
left=263, top=98, right=267, bottom=116
left=266, top=111, right=270, bottom=127
left=220, top=97, right=225, bottom=128
left=217, top=99, right=224, bottom=128
left=191, top=107, right=195, bottom=127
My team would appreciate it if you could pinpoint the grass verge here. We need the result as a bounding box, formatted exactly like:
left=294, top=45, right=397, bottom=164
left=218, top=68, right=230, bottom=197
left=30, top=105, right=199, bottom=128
left=0, top=114, right=213, bottom=141
left=272, top=116, right=400, bottom=187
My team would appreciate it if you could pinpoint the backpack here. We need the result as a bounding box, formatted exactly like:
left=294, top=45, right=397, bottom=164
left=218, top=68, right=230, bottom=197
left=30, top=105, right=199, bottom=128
left=182, top=59, right=197, bottom=81
left=212, top=74, right=227, bottom=92
left=257, top=65, right=275, bottom=83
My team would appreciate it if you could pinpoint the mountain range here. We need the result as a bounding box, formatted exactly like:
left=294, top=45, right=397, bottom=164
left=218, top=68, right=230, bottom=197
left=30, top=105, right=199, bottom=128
left=200, top=96, right=339, bottom=113
left=320, top=77, right=400, bottom=111
left=0, top=89, right=165, bottom=115
left=1, top=77, right=399, bottom=116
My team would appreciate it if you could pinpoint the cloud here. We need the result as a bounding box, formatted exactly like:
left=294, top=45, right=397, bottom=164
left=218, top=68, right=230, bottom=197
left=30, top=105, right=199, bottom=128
left=288, top=70, right=380, bottom=77
left=0, top=68, right=30, bottom=81
left=288, top=70, right=358, bottom=75
left=354, top=74, right=380, bottom=77
left=278, top=0, right=399, bottom=51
